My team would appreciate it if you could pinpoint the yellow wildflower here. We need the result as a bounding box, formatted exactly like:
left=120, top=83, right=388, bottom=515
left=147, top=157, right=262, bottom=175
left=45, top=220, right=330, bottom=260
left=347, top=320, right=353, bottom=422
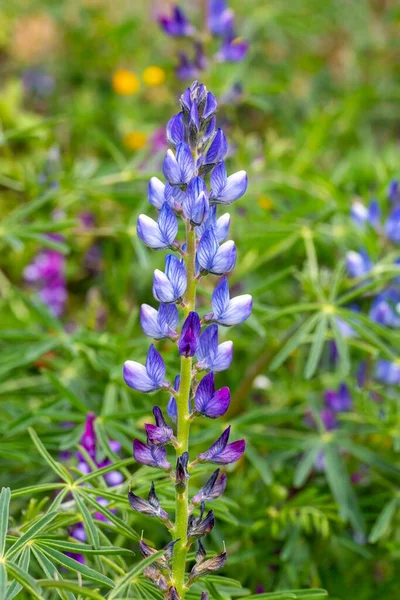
left=143, top=66, right=166, bottom=87
left=123, top=131, right=148, bottom=151
left=112, top=69, right=139, bottom=95
left=258, top=195, right=274, bottom=210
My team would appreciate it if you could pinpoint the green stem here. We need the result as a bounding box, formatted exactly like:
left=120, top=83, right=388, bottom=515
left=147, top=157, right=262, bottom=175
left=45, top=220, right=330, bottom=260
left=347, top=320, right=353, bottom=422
left=172, top=225, right=197, bottom=598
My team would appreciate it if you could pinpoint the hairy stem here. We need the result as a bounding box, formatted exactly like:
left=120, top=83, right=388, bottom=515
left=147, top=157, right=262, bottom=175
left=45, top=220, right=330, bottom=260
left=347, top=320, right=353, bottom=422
left=172, top=224, right=197, bottom=597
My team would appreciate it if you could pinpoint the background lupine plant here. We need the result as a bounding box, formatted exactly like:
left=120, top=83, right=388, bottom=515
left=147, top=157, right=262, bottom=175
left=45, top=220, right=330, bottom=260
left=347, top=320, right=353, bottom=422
left=123, top=81, right=250, bottom=599
left=158, top=1, right=248, bottom=80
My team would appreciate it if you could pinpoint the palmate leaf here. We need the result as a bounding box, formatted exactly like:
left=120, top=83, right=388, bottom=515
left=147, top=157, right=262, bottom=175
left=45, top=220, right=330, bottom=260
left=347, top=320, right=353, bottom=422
left=270, top=313, right=321, bottom=371
left=39, top=579, right=106, bottom=600
left=107, top=549, right=165, bottom=599
left=5, top=547, right=31, bottom=600
left=323, top=443, right=364, bottom=533
left=0, top=488, right=11, bottom=557
left=32, top=546, right=76, bottom=600
left=368, top=498, right=399, bottom=543
left=0, top=563, right=6, bottom=600
left=293, top=446, right=322, bottom=488
left=329, top=315, right=350, bottom=376
left=304, top=314, right=328, bottom=379
left=5, top=560, right=42, bottom=600
left=6, top=511, right=57, bottom=561
left=77, top=490, right=139, bottom=541
left=73, top=491, right=100, bottom=549
left=36, top=539, right=134, bottom=557
left=38, top=545, right=115, bottom=588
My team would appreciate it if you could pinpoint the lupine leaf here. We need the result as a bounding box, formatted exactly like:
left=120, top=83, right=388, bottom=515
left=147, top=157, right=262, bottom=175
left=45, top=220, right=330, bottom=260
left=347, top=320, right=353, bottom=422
left=38, top=545, right=115, bottom=587
left=73, top=491, right=100, bottom=549
left=6, top=511, right=57, bottom=559
left=107, top=549, right=165, bottom=599
left=304, top=314, right=328, bottom=379
left=5, top=561, right=42, bottom=600
left=0, top=488, right=11, bottom=557
left=5, top=546, right=30, bottom=600
left=78, top=490, right=139, bottom=541
left=28, top=428, right=73, bottom=483
left=368, top=498, right=398, bottom=543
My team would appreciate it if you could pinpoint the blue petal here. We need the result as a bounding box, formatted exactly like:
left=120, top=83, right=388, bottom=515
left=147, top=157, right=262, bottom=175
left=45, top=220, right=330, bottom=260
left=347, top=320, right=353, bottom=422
left=148, top=177, right=165, bottom=209
left=145, top=344, right=166, bottom=386
left=385, top=206, right=400, bottom=243
left=166, top=112, right=186, bottom=146
left=158, top=203, right=178, bottom=246
left=217, top=294, right=252, bottom=326
left=205, top=129, right=228, bottom=165
left=176, top=142, right=195, bottom=183
left=158, top=302, right=179, bottom=334
left=140, top=304, right=163, bottom=338
left=123, top=361, right=156, bottom=392
left=165, top=255, right=187, bottom=299
left=163, top=149, right=181, bottom=184
left=153, top=269, right=176, bottom=303
left=211, top=240, right=236, bottom=274
left=211, top=277, right=230, bottom=318
left=137, top=215, right=167, bottom=249
left=197, top=228, right=219, bottom=270
left=210, top=162, right=227, bottom=197
left=196, top=325, right=218, bottom=367
left=215, top=171, right=248, bottom=204
left=216, top=213, right=231, bottom=242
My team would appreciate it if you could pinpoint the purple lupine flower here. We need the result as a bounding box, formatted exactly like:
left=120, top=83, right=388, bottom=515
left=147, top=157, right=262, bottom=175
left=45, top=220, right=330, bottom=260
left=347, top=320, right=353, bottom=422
left=145, top=406, right=175, bottom=446
left=24, top=244, right=67, bottom=317
left=153, top=255, right=187, bottom=303
left=187, top=504, right=215, bottom=541
left=385, top=206, right=400, bottom=243
left=204, top=276, right=252, bottom=326
left=22, top=68, right=54, bottom=97
left=210, top=161, right=248, bottom=205
left=168, top=587, right=180, bottom=600
left=183, top=177, right=209, bottom=225
left=140, top=303, right=179, bottom=340
left=163, top=143, right=195, bottom=185
left=188, top=549, right=227, bottom=582
left=324, top=383, right=352, bottom=412
left=178, top=312, right=201, bottom=357
left=217, top=35, right=248, bottom=62
left=194, top=373, right=230, bottom=418
left=197, top=426, right=245, bottom=464
left=176, top=52, right=200, bottom=81
left=208, top=0, right=234, bottom=36
left=191, top=468, right=227, bottom=504
left=196, top=324, right=233, bottom=372
left=375, top=360, right=400, bottom=385
left=203, top=129, right=228, bottom=168
left=128, top=481, right=170, bottom=521
left=167, top=375, right=181, bottom=421
left=166, top=112, right=186, bottom=147
left=197, top=228, right=236, bottom=274
left=158, top=6, right=194, bottom=36
left=78, top=412, right=96, bottom=463
left=124, top=345, right=168, bottom=393
left=148, top=177, right=167, bottom=210
left=345, top=249, right=373, bottom=278
left=196, top=205, right=231, bottom=242
left=320, top=407, right=338, bottom=431
left=137, top=204, right=178, bottom=250
left=133, top=439, right=172, bottom=470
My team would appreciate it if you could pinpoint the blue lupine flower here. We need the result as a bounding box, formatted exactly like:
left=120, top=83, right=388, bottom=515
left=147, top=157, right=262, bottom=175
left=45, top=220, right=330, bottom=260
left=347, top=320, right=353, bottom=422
left=369, top=288, right=400, bottom=327
left=388, top=180, right=400, bottom=204
left=203, top=129, right=228, bottom=167
left=124, top=345, right=168, bottom=393
left=158, top=6, right=194, bottom=37
left=208, top=0, right=234, bottom=36
left=217, top=35, right=248, bottom=62
left=194, top=372, right=230, bottom=418
left=183, top=177, right=209, bottom=225
left=345, top=249, right=373, bottom=278
left=140, top=303, right=179, bottom=340
left=210, top=161, right=248, bottom=204
left=204, top=276, right=252, bottom=326
left=385, top=206, right=400, bottom=243
left=163, top=143, right=195, bottom=185
left=196, top=205, right=230, bottom=242
left=148, top=177, right=166, bottom=210
left=166, top=112, right=186, bottom=147
left=324, top=383, right=352, bottom=413
left=351, top=199, right=380, bottom=228
left=376, top=360, right=400, bottom=385
left=133, top=439, right=172, bottom=470
left=197, top=228, right=236, bottom=274
left=178, top=312, right=201, bottom=357
left=196, top=324, right=233, bottom=372
left=137, top=204, right=178, bottom=250
left=153, top=255, right=187, bottom=303
left=145, top=407, right=175, bottom=446
left=197, top=426, right=245, bottom=464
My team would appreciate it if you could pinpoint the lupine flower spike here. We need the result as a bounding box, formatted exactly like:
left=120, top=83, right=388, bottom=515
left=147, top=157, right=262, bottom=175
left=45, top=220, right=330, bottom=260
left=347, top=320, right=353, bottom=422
left=123, top=81, right=251, bottom=599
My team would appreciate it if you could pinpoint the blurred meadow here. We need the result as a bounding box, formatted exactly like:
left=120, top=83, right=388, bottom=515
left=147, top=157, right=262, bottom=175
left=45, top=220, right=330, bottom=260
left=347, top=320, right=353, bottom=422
left=1, top=1, right=400, bottom=599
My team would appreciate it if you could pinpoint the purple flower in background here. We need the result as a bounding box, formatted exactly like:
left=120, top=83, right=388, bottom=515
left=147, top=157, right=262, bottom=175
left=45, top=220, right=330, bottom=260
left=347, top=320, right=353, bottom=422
left=24, top=235, right=67, bottom=317
left=197, top=426, right=245, bottom=464
left=385, top=206, right=400, bottom=243
left=158, top=6, right=194, bottom=37
left=324, top=383, right=352, bottom=413
left=196, top=324, right=233, bottom=372
left=375, top=360, right=400, bottom=385
left=194, top=372, right=230, bottom=418
left=208, top=0, right=234, bottom=36
left=178, top=312, right=201, bottom=357
left=345, top=249, right=373, bottom=278
left=388, top=180, right=400, bottom=204
left=369, top=288, right=400, bottom=327
left=204, top=276, right=252, bottom=326
left=217, top=35, right=249, bottom=62
left=22, top=68, right=55, bottom=97
left=124, top=344, right=168, bottom=393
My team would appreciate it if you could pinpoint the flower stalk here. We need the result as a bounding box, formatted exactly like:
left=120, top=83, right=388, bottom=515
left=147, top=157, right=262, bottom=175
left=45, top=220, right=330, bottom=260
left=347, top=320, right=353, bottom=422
left=123, top=81, right=252, bottom=600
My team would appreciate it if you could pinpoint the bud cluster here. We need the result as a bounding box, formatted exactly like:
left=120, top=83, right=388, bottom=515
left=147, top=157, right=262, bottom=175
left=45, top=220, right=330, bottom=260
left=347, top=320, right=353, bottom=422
left=123, top=81, right=252, bottom=599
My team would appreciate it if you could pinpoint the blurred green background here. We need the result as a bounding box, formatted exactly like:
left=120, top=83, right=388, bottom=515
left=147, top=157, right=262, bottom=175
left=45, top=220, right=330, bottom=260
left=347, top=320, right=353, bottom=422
left=1, top=1, right=400, bottom=599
